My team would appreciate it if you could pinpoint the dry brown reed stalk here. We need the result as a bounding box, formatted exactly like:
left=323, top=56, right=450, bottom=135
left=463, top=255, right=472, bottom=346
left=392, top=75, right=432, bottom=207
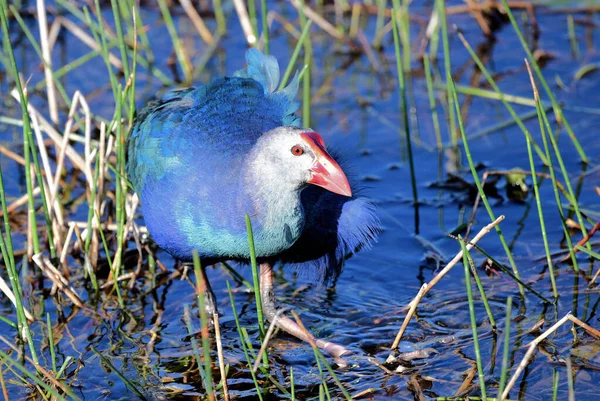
left=464, top=0, right=491, bottom=36
left=233, top=0, right=256, bottom=45
left=391, top=215, right=505, bottom=350
left=179, top=0, right=214, bottom=44
left=36, top=0, right=58, bottom=124
left=252, top=308, right=284, bottom=373
left=356, top=30, right=382, bottom=72
left=70, top=221, right=148, bottom=234
left=10, top=89, right=86, bottom=172
left=100, top=272, right=136, bottom=289
left=47, top=18, right=61, bottom=50
left=56, top=16, right=123, bottom=70
left=268, top=11, right=302, bottom=38
left=33, top=253, right=84, bottom=307
left=29, top=108, right=64, bottom=254
left=0, top=334, right=75, bottom=395
left=560, top=221, right=600, bottom=265
left=455, top=365, right=477, bottom=396
left=0, top=277, right=34, bottom=321
left=500, top=312, right=600, bottom=400
left=60, top=223, right=76, bottom=268
left=352, top=388, right=377, bottom=399
left=408, top=375, right=427, bottom=401
left=212, top=313, right=230, bottom=401
left=289, top=0, right=345, bottom=41
left=0, top=144, right=26, bottom=166
left=0, top=188, right=41, bottom=217
left=367, top=357, right=393, bottom=374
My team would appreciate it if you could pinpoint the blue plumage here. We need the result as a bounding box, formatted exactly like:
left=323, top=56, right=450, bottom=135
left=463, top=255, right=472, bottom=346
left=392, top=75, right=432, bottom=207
left=127, top=49, right=380, bottom=279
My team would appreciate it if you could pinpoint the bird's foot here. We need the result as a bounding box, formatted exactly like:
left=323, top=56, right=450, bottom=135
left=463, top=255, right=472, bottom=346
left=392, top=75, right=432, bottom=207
left=259, top=262, right=350, bottom=366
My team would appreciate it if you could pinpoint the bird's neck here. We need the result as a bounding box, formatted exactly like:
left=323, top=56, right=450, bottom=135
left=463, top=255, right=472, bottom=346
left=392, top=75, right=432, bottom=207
left=243, top=158, right=305, bottom=255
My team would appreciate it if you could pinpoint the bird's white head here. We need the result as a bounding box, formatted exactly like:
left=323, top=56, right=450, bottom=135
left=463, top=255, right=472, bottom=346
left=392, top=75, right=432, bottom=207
left=250, top=126, right=352, bottom=197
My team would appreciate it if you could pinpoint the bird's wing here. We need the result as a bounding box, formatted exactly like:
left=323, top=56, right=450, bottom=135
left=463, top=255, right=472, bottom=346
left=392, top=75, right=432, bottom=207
left=127, top=49, right=301, bottom=194
left=125, top=49, right=302, bottom=260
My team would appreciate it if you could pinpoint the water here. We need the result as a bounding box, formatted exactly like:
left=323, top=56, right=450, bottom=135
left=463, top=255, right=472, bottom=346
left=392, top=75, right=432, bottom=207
left=1, top=1, right=600, bottom=400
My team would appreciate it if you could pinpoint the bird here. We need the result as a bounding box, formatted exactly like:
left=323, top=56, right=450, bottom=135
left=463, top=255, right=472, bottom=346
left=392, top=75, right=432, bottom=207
left=126, top=48, right=380, bottom=359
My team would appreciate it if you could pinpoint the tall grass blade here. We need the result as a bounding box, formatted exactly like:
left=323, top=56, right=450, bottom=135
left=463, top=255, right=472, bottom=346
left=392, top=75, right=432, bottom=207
left=460, top=236, right=487, bottom=401
left=448, top=76, right=525, bottom=296
left=500, top=0, right=587, bottom=163
left=392, top=10, right=419, bottom=234
left=192, top=250, right=215, bottom=400
left=497, top=296, right=512, bottom=397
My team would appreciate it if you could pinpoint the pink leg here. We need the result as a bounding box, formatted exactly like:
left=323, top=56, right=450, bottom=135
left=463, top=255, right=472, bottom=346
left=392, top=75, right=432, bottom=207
left=259, top=262, right=349, bottom=361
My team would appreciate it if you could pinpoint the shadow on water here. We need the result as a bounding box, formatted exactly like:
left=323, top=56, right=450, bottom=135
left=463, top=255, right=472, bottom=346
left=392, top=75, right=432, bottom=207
left=1, top=0, right=600, bottom=400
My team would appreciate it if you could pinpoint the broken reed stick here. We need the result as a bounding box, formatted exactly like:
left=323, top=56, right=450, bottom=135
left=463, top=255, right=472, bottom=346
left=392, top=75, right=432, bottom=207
left=391, top=215, right=505, bottom=350
left=232, top=0, right=256, bottom=45
left=33, top=253, right=84, bottom=307
left=252, top=309, right=284, bottom=373
left=213, top=313, right=230, bottom=401
left=36, top=0, right=58, bottom=125
left=0, top=276, right=34, bottom=321
left=180, top=0, right=214, bottom=45
left=500, top=312, right=600, bottom=400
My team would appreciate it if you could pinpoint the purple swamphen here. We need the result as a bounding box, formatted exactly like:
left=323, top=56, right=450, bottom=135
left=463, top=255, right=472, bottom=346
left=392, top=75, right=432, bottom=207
left=126, top=49, right=380, bottom=358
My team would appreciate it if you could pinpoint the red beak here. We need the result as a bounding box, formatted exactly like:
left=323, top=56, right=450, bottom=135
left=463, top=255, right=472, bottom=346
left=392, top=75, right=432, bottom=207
left=301, top=132, right=352, bottom=197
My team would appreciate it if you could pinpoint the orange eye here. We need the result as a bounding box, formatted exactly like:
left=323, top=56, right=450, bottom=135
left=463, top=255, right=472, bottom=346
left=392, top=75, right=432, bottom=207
left=291, top=145, right=304, bottom=156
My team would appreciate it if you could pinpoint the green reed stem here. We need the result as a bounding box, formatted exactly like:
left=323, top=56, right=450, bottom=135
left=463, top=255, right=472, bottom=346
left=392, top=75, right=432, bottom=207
left=567, top=16, right=580, bottom=59
left=84, top=152, right=100, bottom=292
left=392, top=11, right=419, bottom=233
left=183, top=304, right=208, bottom=386
left=460, top=236, right=487, bottom=401
left=537, top=92, right=590, bottom=255
left=114, top=87, right=127, bottom=285
left=436, top=0, right=457, bottom=145
left=86, top=4, right=118, bottom=103
left=373, top=0, right=386, bottom=48
left=227, top=282, right=264, bottom=400
left=566, top=357, right=575, bottom=401
left=46, top=313, right=57, bottom=373
left=0, top=0, right=41, bottom=363
left=448, top=77, right=524, bottom=296
left=497, top=296, right=512, bottom=398
left=95, top=211, right=123, bottom=307
left=91, top=346, right=144, bottom=399
left=157, top=0, right=192, bottom=83
left=298, top=0, right=312, bottom=127
left=525, top=105, right=558, bottom=298
left=10, top=5, right=72, bottom=109
left=552, top=369, right=559, bottom=401
left=192, top=250, right=215, bottom=401
left=261, top=0, right=270, bottom=54
left=535, top=117, right=579, bottom=271
left=423, top=55, right=443, bottom=150
left=313, top=341, right=351, bottom=400
left=0, top=349, right=75, bottom=401
left=110, top=0, right=130, bottom=78
left=245, top=215, right=266, bottom=341
left=279, top=20, right=313, bottom=91
left=290, top=366, right=296, bottom=401
left=213, top=0, right=226, bottom=35
left=466, top=251, right=496, bottom=330
left=56, top=0, right=171, bottom=85
left=248, top=0, right=258, bottom=38
left=576, top=245, right=600, bottom=260
left=500, top=0, right=587, bottom=163
left=456, top=33, right=549, bottom=166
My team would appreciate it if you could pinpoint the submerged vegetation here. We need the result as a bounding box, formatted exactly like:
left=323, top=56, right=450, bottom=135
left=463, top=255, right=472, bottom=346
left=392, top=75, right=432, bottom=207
left=1, top=0, right=600, bottom=399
